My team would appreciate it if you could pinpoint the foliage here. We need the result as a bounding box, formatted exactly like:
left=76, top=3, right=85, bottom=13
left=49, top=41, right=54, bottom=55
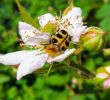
left=0, top=0, right=110, bottom=100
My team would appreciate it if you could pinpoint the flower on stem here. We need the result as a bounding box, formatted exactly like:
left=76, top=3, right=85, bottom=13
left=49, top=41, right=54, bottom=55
left=80, top=27, right=106, bottom=51
left=95, top=66, right=110, bottom=89
left=0, top=3, right=87, bottom=80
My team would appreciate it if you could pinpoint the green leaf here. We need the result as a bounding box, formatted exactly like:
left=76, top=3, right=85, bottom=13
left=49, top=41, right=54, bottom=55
left=45, top=74, right=70, bottom=86
left=103, top=49, right=110, bottom=56
left=99, top=17, right=110, bottom=32
left=95, top=4, right=110, bottom=19
left=15, top=0, right=39, bottom=28
left=71, top=94, right=96, bottom=100
left=42, top=22, right=57, bottom=34
left=96, top=67, right=107, bottom=73
left=0, top=74, right=10, bottom=84
left=75, top=0, right=94, bottom=18
left=84, top=58, right=96, bottom=71
left=6, top=87, right=18, bottom=100
left=103, top=61, right=110, bottom=66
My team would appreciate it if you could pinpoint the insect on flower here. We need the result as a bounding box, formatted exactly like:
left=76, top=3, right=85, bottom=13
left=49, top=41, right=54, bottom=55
left=0, top=0, right=87, bottom=80
left=45, top=29, right=71, bottom=56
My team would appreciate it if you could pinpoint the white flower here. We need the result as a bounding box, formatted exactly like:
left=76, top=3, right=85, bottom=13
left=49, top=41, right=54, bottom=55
left=0, top=6, right=86, bottom=80
left=0, top=19, right=76, bottom=80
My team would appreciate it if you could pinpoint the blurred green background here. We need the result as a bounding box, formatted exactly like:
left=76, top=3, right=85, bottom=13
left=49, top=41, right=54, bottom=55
left=0, top=0, right=110, bottom=100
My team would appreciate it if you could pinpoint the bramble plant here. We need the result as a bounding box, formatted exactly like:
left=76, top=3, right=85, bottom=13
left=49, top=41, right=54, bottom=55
left=0, top=0, right=110, bottom=91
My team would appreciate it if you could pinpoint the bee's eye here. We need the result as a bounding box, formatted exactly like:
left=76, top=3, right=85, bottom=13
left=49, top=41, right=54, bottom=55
left=61, top=30, right=67, bottom=35
left=61, top=46, right=66, bottom=51
left=52, top=38, right=58, bottom=43
left=56, top=33, right=63, bottom=39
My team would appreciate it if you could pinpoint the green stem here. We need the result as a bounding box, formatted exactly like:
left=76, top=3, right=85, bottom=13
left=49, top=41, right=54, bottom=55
left=77, top=53, right=82, bottom=64
left=70, top=61, right=95, bottom=79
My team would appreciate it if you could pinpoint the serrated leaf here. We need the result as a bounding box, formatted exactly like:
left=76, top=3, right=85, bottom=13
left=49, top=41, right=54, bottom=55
left=15, top=0, right=39, bottom=29
left=42, top=22, right=57, bottom=34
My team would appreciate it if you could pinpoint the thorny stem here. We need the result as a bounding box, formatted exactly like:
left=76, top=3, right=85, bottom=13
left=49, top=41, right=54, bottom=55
left=70, top=61, right=95, bottom=79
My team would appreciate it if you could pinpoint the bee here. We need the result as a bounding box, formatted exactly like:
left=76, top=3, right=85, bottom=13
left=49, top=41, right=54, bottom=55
left=45, top=30, right=71, bottom=56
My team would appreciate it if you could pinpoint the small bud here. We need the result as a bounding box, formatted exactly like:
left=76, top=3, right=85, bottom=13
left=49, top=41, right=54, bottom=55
left=95, top=67, right=107, bottom=84
left=103, top=49, right=110, bottom=56
left=62, top=0, right=74, bottom=16
left=103, top=78, right=110, bottom=89
left=72, top=78, right=78, bottom=85
left=80, top=27, right=105, bottom=51
left=95, top=66, right=110, bottom=89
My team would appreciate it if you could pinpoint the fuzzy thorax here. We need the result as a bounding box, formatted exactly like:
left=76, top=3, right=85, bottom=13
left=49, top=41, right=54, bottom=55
left=45, top=44, right=61, bottom=57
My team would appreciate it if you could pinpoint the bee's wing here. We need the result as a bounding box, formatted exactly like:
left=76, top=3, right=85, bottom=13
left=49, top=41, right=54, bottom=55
left=19, top=21, right=51, bottom=46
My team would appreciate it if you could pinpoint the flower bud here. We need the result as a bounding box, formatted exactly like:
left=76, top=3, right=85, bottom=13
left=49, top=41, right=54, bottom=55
left=62, top=0, right=73, bottom=16
left=103, top=49, right=110, bottom=56
left=103, top=78, right=110, bottom=89
left=80, top=27, right=105, bottom=51
left=95, top=66, right=110, bottom=89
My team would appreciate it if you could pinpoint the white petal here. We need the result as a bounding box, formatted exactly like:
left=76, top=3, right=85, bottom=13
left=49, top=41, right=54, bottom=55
left=103, top=78, right=110, bottom=89
left=63, top=7, right=82, bottom=19
left=25, top=33, right=51, bottom=46
left=38, top=13, right=56, bottom=27
left=0, top=50, right=42, bottom=65
left=105, top=66, right=110, bottom=74
left=61, top=7, right=85, bottom=40
left=17, top=53, right=48, bottom=80
left=96, top=73, right=108, bottom=79
left=47, top=49, right=75, bottom=63
left=19, top=21, right=40, bottom=41
left=19, top=21, right=51, bottom=46
left=72, top=26, right=87, bottom=42
left=62, top=7, right=82, bottom=27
